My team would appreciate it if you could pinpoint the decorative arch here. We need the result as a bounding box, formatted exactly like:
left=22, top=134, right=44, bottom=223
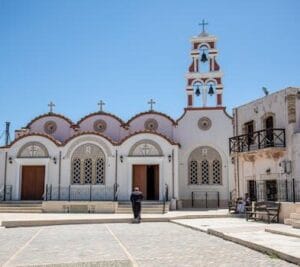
left=17, top=142, right=49, bottom=158
left=64, top=134, right=114, bottom=158
left=197, top=42, right=211, bottom=49
left=71, top=143, right=106, bottom=185
left=188, top=146, right=222, bottom=185
left=129, top=139, right=163, bottom=156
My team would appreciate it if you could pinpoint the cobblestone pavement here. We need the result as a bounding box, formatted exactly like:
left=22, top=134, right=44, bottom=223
left=0, top=222, right=295, bottom=267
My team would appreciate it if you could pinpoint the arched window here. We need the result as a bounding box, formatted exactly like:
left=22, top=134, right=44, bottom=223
left=188, top=146, right=222, bottom=185
left=71, top=143, right=105, bottom=185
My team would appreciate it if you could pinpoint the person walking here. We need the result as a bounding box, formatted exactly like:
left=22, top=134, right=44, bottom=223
left=130, top=187, right=143, bottom=223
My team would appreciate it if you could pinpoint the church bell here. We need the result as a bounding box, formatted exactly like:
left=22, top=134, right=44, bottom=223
left=195, top=87, right=201, bottom=96
left=208, top=85, right=214, bottom=96
left=200, top=52, right=208, bottom=63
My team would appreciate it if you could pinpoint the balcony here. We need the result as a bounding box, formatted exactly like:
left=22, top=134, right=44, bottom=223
left=229, top=128, right=286, bottom=153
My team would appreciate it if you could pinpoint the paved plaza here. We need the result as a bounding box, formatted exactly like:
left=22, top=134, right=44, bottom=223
left=0, top=222, right=295, bottom=267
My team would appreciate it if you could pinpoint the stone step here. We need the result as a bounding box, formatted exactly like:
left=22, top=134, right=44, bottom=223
left=292, top=220, right=300, bottom=229
left=117, top=205, right=165, bottom=209
left=0, top=208, right=42, bottom=213
left=0, top=203, right=42, bottom=208
left=0, top=206, right=42, bottom=210
left=290, top=213, right=300, bottom=220
left=296, top=207, right=300, bottom=214
left=284, top=218, right=293, bottom=225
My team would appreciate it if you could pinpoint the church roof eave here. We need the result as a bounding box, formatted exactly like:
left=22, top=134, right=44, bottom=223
left=119, top=130, right=181, bottom=147
left=3, top=132, right=62, bottom=148
left=62, top=131, right=117, bottom=146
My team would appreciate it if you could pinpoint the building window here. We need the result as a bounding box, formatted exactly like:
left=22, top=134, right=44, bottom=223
left=201, top=160, right=209, bottom=184
left=72, top=158, right=81, bottom=184
left=188, top=146, right=222, bottom=185
left=71, top=144, right=105, bottom=185
left=244, top=121, right=254, bottom=145
left=84, top=159, right=93, bottom=184
left=189, top=160, right=198, bottom=184
left=96, top=158, right=105, bottom=184
left=212, top=160, right=221, bottom=184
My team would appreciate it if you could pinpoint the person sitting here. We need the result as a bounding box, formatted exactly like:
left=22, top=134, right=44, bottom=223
left=236, top=197, right=245, bottom=213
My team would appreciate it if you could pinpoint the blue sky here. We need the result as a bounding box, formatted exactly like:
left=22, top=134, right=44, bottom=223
left=0, top=0, right=299, bottom=142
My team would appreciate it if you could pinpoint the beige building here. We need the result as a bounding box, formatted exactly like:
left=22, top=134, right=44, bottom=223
left=230, top=87, right=300, bottom=202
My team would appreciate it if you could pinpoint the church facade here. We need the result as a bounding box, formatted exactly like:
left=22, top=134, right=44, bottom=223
left=0, top=28, right=234, bottom=208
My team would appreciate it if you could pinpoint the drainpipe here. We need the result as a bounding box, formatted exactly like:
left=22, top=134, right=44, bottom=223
left=3, top=151, right=8, bottom=201
left=171, top=149, right=175, bottom=198
left=58, top=151, right=62, bottom=200
left=114, top=150, right=118, bottom=201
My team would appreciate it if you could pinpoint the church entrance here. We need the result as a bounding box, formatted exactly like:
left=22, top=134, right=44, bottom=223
left=21, top=166, right=45, bottom=200
left=132, top=165, right=159, bottom=200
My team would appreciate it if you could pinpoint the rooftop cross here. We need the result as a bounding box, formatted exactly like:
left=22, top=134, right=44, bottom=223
left=48, top=101, right=55, bottom=113
left=148, top=99, right=156, bottom=111
left=199, top=19, right=208, bottom=33
left=98, top=100, right=105, bottom=112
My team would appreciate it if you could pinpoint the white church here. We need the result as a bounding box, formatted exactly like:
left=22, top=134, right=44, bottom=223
left=0, top=25, right=299, bottom=213
left=0, top=25, right=234, bottom=211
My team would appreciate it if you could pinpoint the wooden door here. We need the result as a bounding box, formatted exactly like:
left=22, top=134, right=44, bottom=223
left=153, top=165, right=159, bottom=200
left=21, top=166, right=45, bottom=200
left=132, top=165, right=147, bottom=199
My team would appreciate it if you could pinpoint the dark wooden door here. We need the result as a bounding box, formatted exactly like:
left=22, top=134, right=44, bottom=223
left=132, top=165, right=147, bottom=199
left=21, top=166, right=45, bottom=200
left=153, top=165, right=159, bottom=200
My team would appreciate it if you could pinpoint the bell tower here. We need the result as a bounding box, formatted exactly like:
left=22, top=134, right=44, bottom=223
left=186, top=20, right=224, bottom=108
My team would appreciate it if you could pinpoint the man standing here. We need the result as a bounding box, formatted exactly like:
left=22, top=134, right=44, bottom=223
left=130, top=187, right=143, bottom=223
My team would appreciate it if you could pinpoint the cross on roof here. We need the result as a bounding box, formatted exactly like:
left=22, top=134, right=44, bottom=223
left=199, top=19, right=208, bottom=33
left=98, top=100, right=105, bottom=112
left=48, top=101, right=55, bottom=113
left=148, top=99, right=156, bottom=111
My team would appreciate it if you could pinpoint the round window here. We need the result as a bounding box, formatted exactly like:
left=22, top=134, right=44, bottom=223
left=144, top=118, right=158, bottom=131
left=44, top=121, right=57, bottom=134
left=93, top=119, right=107, bottom=132
left=198, top=117, right=212, bottom=131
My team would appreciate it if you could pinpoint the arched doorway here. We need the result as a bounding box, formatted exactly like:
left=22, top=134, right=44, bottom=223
left=129, top=140, right=162, bottom=200
left=18, top=142, right=49, bottom=200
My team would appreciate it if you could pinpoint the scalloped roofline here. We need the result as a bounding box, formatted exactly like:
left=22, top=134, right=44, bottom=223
left=3, top=132, right=62, bottom=148
left=1, top=131, right=180, bottom=148
left=26, top=113, right=74, bottom=128
left=77, top=111, right=125, bottom=126
left=126, top=110, right=177, bottom=126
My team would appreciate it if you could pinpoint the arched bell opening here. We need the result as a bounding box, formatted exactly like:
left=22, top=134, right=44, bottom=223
left=198, top=45, right=209, bottom=73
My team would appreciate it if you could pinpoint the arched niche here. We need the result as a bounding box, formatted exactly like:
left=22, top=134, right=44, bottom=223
left=17, top=142, right=49, bottom=158
left=129, top=139, right=163, bottom=156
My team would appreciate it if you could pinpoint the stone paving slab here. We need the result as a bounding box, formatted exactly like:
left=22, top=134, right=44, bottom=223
left=172, top=218, right=300, bottom=266
left=0, top=222, right=295, bottom=267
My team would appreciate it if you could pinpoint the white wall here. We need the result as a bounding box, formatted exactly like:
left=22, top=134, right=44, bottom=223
left=175, top=108, right=234, bottom=206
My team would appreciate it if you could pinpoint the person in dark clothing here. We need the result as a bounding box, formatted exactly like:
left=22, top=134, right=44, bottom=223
left=130, top=187, right=144, bottom=223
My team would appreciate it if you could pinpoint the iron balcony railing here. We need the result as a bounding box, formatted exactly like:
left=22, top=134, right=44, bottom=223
left=229, top=128, right=286, bottom=153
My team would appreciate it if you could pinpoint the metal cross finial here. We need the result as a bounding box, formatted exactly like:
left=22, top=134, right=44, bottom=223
left=199, top=19, right=208, bottom=33
left=148, top=99, right=156, bottom=111
left=48, top=101, right=55, bottom=113
left=98, top=100, right=105, bottom=112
